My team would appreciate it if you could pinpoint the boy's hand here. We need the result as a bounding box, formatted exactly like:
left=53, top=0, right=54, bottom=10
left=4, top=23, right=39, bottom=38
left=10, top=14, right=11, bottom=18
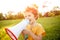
left=22, top=29, right=31, bottom=35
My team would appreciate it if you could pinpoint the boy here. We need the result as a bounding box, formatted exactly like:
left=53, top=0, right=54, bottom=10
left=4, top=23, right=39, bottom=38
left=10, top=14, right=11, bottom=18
left=22, top=5, right=45, bottom=40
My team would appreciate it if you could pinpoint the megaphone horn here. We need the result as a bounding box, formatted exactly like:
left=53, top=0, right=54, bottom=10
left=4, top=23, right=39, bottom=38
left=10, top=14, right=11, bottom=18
left=5, top=19, right=29, bottom=40
left=5, top=28, right=17, bottom=40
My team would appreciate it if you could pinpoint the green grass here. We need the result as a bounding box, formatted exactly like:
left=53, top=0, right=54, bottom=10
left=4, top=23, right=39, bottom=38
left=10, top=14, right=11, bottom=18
left=37, top=16, right=60, bottom=40
left=0, top=19, right=22, bottom=40
left=0, top=16, right=60, bottom=40
left=0, top=19, right=22, bottom=28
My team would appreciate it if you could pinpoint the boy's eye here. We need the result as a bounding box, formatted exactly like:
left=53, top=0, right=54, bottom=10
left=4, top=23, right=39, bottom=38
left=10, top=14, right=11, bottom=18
left=28, top=15, right=31, bottom=17
left=25, top=16, right=27, bottom=17
left=25, top=15, right=31, bottom=17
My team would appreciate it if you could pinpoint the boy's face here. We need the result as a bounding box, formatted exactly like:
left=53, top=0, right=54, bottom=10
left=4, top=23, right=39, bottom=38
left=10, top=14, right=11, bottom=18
left=24, top=12, right=35, bottom=24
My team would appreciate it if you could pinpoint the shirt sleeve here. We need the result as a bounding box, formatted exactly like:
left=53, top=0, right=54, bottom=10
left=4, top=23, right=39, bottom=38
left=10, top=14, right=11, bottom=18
left=36, top=24, right=46, bottom=37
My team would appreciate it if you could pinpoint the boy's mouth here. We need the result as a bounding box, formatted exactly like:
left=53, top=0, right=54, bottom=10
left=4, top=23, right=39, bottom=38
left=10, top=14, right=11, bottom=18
left=29, top=19, right=31, bottom=22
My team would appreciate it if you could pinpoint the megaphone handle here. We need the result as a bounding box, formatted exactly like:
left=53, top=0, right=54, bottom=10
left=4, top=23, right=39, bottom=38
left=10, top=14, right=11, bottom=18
left=24, top=34, right=28, bottom=40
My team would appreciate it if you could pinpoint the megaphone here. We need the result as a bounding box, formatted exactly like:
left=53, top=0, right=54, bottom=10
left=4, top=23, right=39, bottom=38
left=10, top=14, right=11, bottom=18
left=5, top=19, right=29, bottom=40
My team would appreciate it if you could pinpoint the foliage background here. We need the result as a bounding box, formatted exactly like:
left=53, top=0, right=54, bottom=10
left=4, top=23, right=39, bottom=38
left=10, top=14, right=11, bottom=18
left=0, top=15, right=60, bottom=40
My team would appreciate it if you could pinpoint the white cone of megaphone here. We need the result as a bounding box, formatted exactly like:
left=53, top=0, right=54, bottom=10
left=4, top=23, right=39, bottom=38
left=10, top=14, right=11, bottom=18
left=5, top=19, right=29, bottom=40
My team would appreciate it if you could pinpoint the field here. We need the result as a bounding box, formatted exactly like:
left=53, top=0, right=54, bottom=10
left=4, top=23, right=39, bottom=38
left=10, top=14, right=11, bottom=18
left=0, top=15, right=60, bottom=40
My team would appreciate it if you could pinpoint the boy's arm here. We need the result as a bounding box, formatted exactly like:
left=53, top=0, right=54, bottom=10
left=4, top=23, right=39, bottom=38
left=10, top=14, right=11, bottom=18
left=23, top=29, right=42, bottom=40
left=23, top=24, right=45, bottom=40
left=28, top=30, right=42, bottom=40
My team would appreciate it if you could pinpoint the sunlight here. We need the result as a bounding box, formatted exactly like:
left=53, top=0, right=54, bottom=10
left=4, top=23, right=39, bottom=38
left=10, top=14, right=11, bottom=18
left=0, top=0, right=60, bottom=15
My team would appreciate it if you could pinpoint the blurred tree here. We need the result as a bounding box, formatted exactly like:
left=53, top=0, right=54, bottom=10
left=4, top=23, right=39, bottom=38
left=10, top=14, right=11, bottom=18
left=0, top=13, right=4, bottom=20
left=52, top=6, right=60, bottom=15
left=38, top=12, right=42, bottom=18
left=6, top=11, right=14, bottom=19
left=4, top=11, right=24, bottom=20
left=53, top=6, right=60, bottom=10
left=48, top=12, right=55, bottom=17
left=53, top=10, right=60, bottom=15
left=17, top=12, right=24, bottom=19
left=44, top=12, right=49, bottom=17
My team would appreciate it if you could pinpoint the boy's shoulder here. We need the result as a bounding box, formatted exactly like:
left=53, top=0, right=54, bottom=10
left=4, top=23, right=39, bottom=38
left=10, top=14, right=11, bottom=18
left=26, top=23, right=43, bottom=28
left=36, top=23, right=42, bottom=27
left=36, top=23, right=44, bottom=29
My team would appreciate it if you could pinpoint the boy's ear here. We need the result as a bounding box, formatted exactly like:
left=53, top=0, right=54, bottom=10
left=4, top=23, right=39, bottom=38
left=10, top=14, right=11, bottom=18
left=35, top=16, right=38, bottom=20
